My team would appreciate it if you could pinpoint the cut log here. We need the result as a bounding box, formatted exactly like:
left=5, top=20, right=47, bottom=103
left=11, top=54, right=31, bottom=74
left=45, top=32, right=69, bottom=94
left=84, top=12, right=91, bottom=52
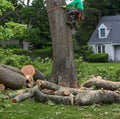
left=12, top=86, right=38, bottom=103
left=34, top=88, right=73, bottom=105
left=0, top=65, right=26, bottom=89
left=83, top=76, right=120, bottom=91
left=75, top=89, right=120, bottom=105
left=0, top=64, right=25, bottom=76
left=12, top=92, right=33, bottom=103
left=6, top=89, right=30, bottom=99
left=54, top=89, right=70, bottom=96
left=0, top=83, right=5, bottom=91
left=38, top=80, right=61, bottom=90
left=38, top=80, right=87, bottom=95
left=41, top=89, right=56, bottom=95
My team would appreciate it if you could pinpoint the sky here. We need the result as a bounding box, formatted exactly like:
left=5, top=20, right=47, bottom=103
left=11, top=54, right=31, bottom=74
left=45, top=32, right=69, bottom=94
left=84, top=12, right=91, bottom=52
left=22, top=0, right=33, bottom=5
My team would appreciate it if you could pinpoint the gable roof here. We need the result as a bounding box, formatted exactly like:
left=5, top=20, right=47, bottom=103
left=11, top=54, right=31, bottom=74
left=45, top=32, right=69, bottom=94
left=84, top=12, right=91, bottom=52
left=88, top=15, right=120, bottom=45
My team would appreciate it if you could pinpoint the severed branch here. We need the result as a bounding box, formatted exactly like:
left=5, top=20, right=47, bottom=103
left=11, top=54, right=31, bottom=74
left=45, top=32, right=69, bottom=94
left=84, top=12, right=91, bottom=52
left=83, top=76, right=120, bottom=91
left=12, top=86, right=38, bottom=103
left=75, top=89, right=120, bottom=105
left=33, top=88, right=73, bottom=105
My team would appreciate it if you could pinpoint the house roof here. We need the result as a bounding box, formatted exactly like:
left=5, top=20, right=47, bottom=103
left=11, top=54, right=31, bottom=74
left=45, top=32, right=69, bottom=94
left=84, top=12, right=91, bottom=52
left=88, top=15, right=120, bottom=45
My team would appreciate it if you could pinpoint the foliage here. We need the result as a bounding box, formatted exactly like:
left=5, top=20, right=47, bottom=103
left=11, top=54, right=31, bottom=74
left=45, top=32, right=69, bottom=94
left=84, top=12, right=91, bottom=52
left=0, top=0, right=14, bottom=16
left=88, top=53, right=108, bottom=62
left=5, top=21, right=27, bottom=38
left=1, top=48, right=120, bottom=82
left=74, top=45, right=93, bottom=61
left=7, top=0, right=51, bottom=49
left=0, top=26, right=14, bottom=41
left=13, top=47, right=52, bottom=59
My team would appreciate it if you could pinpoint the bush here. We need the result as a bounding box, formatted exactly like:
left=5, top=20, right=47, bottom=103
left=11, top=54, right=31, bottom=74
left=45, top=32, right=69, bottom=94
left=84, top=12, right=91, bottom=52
left=13, top=47, right=52, bottom=59
left=88, top=53, right=108, bottom=62
left=74, top=45, right=93, bottom=61
left=32, top=47, right=52, bottom=59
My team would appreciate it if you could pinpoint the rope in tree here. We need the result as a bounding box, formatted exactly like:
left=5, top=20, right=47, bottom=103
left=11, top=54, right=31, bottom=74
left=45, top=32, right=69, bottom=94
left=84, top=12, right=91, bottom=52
left=47, top=6, right=63, bottom=13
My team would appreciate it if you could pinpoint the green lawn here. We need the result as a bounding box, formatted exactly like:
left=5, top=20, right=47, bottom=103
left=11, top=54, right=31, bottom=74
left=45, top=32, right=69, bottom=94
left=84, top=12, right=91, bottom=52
left=0, top=99, right=120, bottom=119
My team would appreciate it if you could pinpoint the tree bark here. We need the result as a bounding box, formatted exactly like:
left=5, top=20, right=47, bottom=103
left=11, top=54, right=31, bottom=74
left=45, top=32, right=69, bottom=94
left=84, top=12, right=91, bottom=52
left=33, top=68, right=48, bottom=81
left=0, top=65, right=26, bottom=89
left=83, top=76, right=120, bottom=91
left=75, top=89, right=120, bottom=105
left=12, top=86, right=38, bottom=103
left=46, top=0, right=79, bottom=88
left=34, top=88, right=73, bottom=105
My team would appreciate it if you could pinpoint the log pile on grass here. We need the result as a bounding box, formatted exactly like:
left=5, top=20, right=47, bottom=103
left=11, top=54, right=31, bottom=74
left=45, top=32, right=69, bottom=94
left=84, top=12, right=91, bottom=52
left=1, top=64, right=120, bottom=106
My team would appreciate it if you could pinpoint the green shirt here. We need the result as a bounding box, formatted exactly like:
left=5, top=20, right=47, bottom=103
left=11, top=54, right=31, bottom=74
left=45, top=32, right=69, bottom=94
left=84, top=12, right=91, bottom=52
left=66, top=0, right=84, bottom=10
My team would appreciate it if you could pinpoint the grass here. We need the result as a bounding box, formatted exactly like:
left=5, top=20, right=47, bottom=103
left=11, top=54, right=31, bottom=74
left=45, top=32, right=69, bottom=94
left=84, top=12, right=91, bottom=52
left=1, top=62, right=120, bottom=119
left=0, top=98, right=120, bottom=119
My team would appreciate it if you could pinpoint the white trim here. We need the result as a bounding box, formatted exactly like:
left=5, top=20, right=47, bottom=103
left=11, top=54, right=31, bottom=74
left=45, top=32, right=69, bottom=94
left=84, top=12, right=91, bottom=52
left=98, top=23, right=110, bottom=39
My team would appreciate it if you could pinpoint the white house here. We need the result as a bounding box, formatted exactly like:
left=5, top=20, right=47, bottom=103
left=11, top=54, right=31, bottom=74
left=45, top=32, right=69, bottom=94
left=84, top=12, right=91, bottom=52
left=88, top=15, right=120, bottom=61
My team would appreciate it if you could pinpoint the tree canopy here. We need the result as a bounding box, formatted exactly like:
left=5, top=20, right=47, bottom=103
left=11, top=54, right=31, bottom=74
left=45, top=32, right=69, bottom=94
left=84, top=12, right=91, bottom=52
left=1, top=0, right=120, bottom=49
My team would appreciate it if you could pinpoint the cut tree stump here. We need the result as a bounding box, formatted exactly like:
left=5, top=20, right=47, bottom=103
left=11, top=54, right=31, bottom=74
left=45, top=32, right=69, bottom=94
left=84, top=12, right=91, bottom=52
left=0, top=65, right=26, bottom=89
left=83, top=76, right=120, bottom=91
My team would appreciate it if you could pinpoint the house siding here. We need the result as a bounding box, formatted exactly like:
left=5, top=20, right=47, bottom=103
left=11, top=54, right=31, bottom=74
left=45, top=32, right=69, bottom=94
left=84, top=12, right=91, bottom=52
left=105, top=44, right=114, bottom=61
left=89, top=43, right=115, bottom=61
left=114, top=46, right=120, bottom=61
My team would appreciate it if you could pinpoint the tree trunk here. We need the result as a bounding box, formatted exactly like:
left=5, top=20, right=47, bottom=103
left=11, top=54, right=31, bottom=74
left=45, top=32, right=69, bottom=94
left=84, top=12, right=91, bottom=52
left=46, top=0, right=79, bottom=88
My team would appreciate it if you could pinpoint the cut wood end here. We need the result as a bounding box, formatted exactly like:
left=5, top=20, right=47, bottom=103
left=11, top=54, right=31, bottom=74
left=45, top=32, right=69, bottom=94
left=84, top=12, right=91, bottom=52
left=17, top=90, right=24, bottom=95
left=63, top=90, right=70, bottom=96
left=70, top=93, right=74, bottom=105
left=25, top=75, right=34, bottom=88
left=0, top=83, right=5, bottom=91
left=12, top=99, right=17, bottom=103
left=54, top=91, right=58, bottom=95
left=21, top=65, right=35, bottom=76
left=36, top=80, right=42, bottom=87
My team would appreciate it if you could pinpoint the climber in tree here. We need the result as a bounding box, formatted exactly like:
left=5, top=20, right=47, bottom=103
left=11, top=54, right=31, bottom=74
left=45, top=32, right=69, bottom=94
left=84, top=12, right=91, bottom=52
left=63, top=0, right=84, bottom=27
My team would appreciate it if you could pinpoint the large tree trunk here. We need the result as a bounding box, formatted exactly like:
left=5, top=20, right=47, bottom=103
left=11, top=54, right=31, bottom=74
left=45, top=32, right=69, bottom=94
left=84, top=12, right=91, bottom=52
left=46, top=0, right=79, bottom=88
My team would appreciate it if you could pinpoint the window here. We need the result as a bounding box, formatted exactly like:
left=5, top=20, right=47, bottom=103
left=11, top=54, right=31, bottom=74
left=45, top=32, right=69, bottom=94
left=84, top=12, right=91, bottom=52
left=97, top=45, right=105, bottom=53
left=100, top=28, right=105, bottom=37
left=98, top=23, right=110, bottom=39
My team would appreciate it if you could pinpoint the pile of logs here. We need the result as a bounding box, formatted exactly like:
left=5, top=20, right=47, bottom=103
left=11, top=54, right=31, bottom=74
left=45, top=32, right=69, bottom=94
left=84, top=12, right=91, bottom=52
left=1, top=64, right=120, bottom=106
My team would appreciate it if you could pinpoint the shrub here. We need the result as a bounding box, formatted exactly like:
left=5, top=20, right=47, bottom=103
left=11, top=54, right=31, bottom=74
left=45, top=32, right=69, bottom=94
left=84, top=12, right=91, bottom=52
left=88, top=53, right=108, bottom=62
left=13, top=47, right=52, bottom=59
left=74, top=45, right=93, bottom=61
left=32, top=47, right=52, bottom=59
